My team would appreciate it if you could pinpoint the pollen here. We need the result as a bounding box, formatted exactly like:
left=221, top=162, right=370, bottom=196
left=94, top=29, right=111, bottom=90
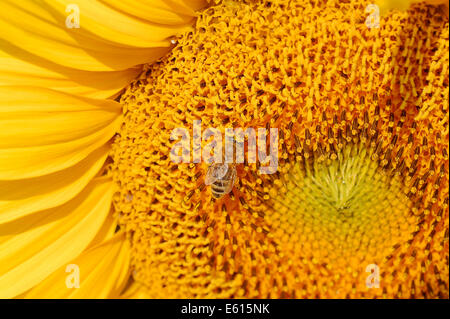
left=109, top=0, right=449, bottom=298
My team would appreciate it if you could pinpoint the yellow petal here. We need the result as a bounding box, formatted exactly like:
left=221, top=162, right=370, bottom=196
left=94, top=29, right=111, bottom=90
left=15, top=214, right=119, bottom=299
left=23, top=232, right=131, bottom=299
left=376, top=0, right=449, bottom=14
left=43, top=0, right=192, bottom=47
left=0, top=86, right=121, bottom=147
left=104, top=0, right=204, bottom=25
left=376, top=0, right=417, bottom=13
left=0, top=146, right=109, bottom=224
left=0, top=47, right=141, bottom=99
left=0, top=86, right=122, bottom=179
left=120, top=281, right=151, bottom=299
left=88, top=214, right=118, bottom=248
left=0, top=0, right=206, bottom=71
left=0, top=177, right=114, bottom=298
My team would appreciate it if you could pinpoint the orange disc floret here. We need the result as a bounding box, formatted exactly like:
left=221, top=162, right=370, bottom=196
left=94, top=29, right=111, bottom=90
left=109, top=0, right=448, bottom=298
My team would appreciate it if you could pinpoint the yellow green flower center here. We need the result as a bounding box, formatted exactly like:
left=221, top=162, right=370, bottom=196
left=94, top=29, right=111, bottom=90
left=259, top=142, right=418, bottom=297
left=269, top=143, right=416, bottom=256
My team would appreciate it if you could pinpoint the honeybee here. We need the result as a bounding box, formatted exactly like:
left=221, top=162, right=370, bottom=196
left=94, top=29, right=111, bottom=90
left=205, top=163, right=237, bottom=199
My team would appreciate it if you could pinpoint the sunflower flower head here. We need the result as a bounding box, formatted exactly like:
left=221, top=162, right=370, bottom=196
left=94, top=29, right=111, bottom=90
left=110, top=0, right=449, bottom=298
left=0, top=0, right=448, bottom=299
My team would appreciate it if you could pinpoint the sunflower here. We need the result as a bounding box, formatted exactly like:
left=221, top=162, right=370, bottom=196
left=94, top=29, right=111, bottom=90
left=0, top=0, right=448, bottom=299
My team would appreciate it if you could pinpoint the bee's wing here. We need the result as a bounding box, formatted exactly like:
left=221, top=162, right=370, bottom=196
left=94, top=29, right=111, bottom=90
left=204, top=172, right=217, bottom=185
left=205, top=165, right=219, bottom=185
left=223, top=166, right=237, bottom=194
left=205, top=164, right=228, bottom=185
